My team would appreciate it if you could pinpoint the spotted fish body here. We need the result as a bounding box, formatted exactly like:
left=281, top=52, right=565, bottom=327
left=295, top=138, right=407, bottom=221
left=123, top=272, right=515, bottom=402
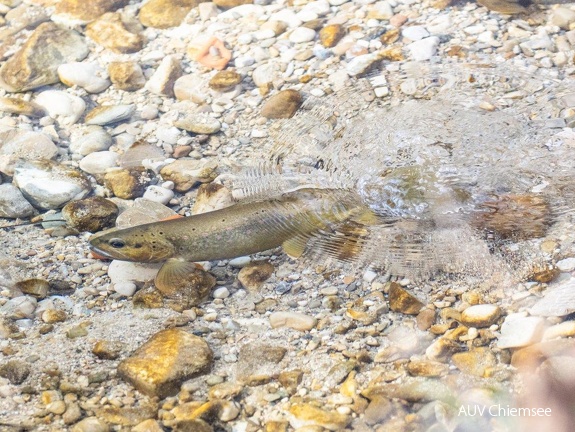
left=89, top=188, right=377, bottom=288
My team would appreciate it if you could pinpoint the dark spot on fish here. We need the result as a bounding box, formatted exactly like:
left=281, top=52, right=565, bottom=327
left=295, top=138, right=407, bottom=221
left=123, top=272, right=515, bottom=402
left=134, top=243, right=142, bottom=248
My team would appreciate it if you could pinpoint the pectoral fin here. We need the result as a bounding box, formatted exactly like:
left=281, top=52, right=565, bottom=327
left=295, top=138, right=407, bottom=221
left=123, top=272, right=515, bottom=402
left=282, top=235, right=309, bottom=259
left=155, top=258, right=202, bottom=294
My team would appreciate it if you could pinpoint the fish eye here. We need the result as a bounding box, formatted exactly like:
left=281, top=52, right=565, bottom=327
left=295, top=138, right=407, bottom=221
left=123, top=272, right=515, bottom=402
left=108, top=238, right=126, bottom=248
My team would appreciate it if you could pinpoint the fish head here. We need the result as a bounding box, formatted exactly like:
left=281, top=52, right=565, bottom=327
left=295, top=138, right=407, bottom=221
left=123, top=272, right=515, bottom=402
left=89, top=226, right=175, bottom=263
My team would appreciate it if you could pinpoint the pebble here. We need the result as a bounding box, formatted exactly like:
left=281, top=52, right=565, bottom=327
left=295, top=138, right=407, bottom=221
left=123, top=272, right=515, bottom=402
left=58, top=62, right=111, bottom=93
left=86, top=12, right=144, bottom=54
left=229, top=256, right=251, bottom=268
left=269, top=311, right=316, bottom=331
left=0, top=22, right=88, bottom=92
left=108, top=61, right=146, bottom=91
left=138, top=0, right=196, bottom=28
left=551, top=7, right=575, bottom=30
left=530, top=279, right=575, bottom=317
left=209, top=70, right=242, bottom=91
left=288, top=403, right=350, bottom=431
left=92, top=339, right=123, bottom=360
left=85, top=104, right=136, bottom=126
left=118, top=328, right=213, bottom=398
left=556, top=257, right=575, bottom=272
left=367, top=1, right=394, bottom=20
left=34, top=90, right=86, bottom=125
left=0, top=183, right=35, bottom=218
left=145, top=55, right=182, bottom=97
left=319, top=24, right=345, bottom=48
left=388, top=282, right=424, bottom=315
left=451, top=347, right=497, bottom=377
left=213, top=287, right=230, bottom=299
left=42, top=309, right=68, bottom=324
left=261, top=89, right=302, bottom=119
left=407, top=36, right=440, bottom=61
left=174, top=74, right=209, bottom=104
left=174, top=113, right=222, bottom=135
left=16, top=278, right=49, bottom=299
left=79, top=151, right=119, bottom=175
left=142, top=185, right=174, bottom=204
left=113, top=281, right=137, bottom=297
left=402, top=26, right=429, bottom=41
left=542, top=321, right=575, bottom=340
left=159, top=159, right=218, bottom=192
left=70, top=125, right=113, bottom=156
left=459, top=304, right=501, bottom=328
left=237, top=261, right=275, bottom=292
left=0, top=97, right=45, bottom=117
left=192, top=183, right=234, bottom=214
left=105, top=168, right=153, bottom=200
left=0, top=360, right=31, bottom=384
left=13, top=159, right=91, bottom=210
left=497, top=314, right=546, bottom=348
left=53, top=0, right=130, bottom=25
left=72, top=417, right=110, bottom=432
left=1, top=296, right=37, bottom=319
left=289, top=27, right=316, bottom=43
left=107, top=261, right=161, bottom=285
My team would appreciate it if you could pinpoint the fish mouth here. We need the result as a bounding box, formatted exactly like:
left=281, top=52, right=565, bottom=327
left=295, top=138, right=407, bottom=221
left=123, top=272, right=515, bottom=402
left=89, top=244, right=117, bottom=260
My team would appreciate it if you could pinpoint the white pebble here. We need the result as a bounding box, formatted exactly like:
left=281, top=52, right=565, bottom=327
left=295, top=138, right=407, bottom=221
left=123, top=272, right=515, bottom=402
left=156, top=126, right=181, bottom=145
left=114, top=282, right=137, bottom=297
left=58, top=62, right=110, bottom=93
left=402, top=26, right=429, bottom=41
left=34, top=90, right=86, bottom=125
left=229, top=256, right=251, bottom=268
left=497, top=314, right=546, bottom=348
left=557, top=258, right=575, bottom=272
left=213, top=287, right=230, bottom=299
left=79, top=151, right=119, bottom=174
left=407, top=36, right=440, bottom=61
left=143, top=185, right=174, bottom=205
left=269, top=311, right=317, bottom=331
left=289, top=27, right=316, bottom=43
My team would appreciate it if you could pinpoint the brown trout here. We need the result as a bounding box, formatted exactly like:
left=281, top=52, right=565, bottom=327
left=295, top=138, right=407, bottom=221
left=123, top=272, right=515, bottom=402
left=89, top=188, right=378, bottom=288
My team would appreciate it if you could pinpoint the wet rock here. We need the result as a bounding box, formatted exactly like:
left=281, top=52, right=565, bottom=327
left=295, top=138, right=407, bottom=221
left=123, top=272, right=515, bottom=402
left=407, top=36, right=440, bottom=62
left=0, top=129, right=58, bottom=176
left=58, top=62, right=110, bottom=93
left=41, top=309, right=68, bottom=324
left=63, top=402, right=82, bottom=425
left=155, top=266, right=216, bottom=310
left=159, top=159, right=218, bottom=192
left=174, top=74, right=209, bottom=103
left=86, top=12, right=145, bottom=54
left=237, top=261, right=275, bottom=292
left=145, top=55, right=183, bottom=97
left=139, top=0, right=204, bottom=29
left=173, top=399, right=240, bottom=423
left=261, top=89, right=302, bottom=119
left=208, top=70, right=242, bottom=91
left=105, top=168, right=153, bottom=199
left=557, top=258, right=575, bottom=272
left=208, top=381, right=243, bottom=400
left=132, top=419, right=164, bottom=432
left=62, top=196, right=119, bottom=232
left=460, top=304, right=501, bottom=328
left=269, top=311, right=316, bottom=331
left=425, top=337, right=463, bottom=361
left=367, top=1, right=394, bottom=20
left=287, top=403, right=350, bottom=431
left=118, top=328, right=213, bottom=398
left=477, top=0, right=526, bottom=14
left=416, top=309, right=436, bottom=330
left=325, top=361, right=356, bottom=388
left=53, top=0, right=130, bottom=25
left=34, top=90, right=86, bottom=125
left=0, top=22, right=89, bottom=92
left=118, top=141, right=165, bottom=168
left=13, top=160, right=91, bottom=210
left=497, top=314, right=546, bottom=348
left=511, top=339, right=575, bottom=369
left=15, top=278, right=49, bottom=299
left=237, top=343, right=287, bottom=385
left=172, top=419, right=213, bottom=432
left=108, top=61, right=146, bottom=91
left=278, top=369, right=303, bottom=395
left=0, top=296, right=36, bottom=319
left=388, top=282, right=424, bottom=315
left=0, top=97, right=45, bottom=117
left=530, top=279, right=575, bottom=317
left=94, top=403, right=157, bottom=426
left=451, top=347, right=497, bottom=377
left=407, top=359, right=448, bottom=377
left=132, top=286, right=164, bottom=309
left=115, top=198, right=176, bottom=228
left=362, top=377, right=453, bottom=403
left=213, top=0, right=253, bottom=8
left=72, top=417, right=110, bottom=432
left=0, top=359, right=31, bottom=384
left=319, top=24, right=345, bottom=48
left=174, top=113, right=221, bottom=134
left=70, top=125, right=113, bottom=156
left=551, top=7, right=575, bottom=30
left=79, top=151, right=119, bottom=175
left=543, top=321, right=575, bottom=341
left=192, top=183, right=233, bottom=214
left=67, top=323, right=89, bottom=339
left=0, top=183, right=35, bottom=218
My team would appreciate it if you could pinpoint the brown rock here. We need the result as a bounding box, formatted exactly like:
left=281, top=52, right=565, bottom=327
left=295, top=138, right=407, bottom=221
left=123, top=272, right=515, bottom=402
left=362, top=377, right=453, bottom=403
left=104, top=168, right=153, bottom=199
left=15, top=278, right=49, bottom=299
left=172, top=419, right=213, bottom=432
left=213, top=0, right=253, bottom=9
left=42, top=309, right=68, bottom=324
left=264, top=421, right=289, bottom=432
left=319, top=24, right=345, bottom=48
left=416, top=309, right=436, bottom=330
left=236, top=343, right=287, bottom=384
left=145, top=55, right=183, bottom=97
left=0, top=360, right=30, bottom=384
left=108, top=61, right=146, bottom=90
left=407, top=359, right=449, bottom=377
left=363, top=395, right=395, bottom=425
left=261, top=89, right=302, bottom=119
left=477, top=0, right=527, bottom=14
left=388, top=282, right=424, bottom=315
left=451, top=347, right=496, bottom=377
left=62, top=196, right=119, bottom=233
left=460, top=304, right=501, bottom=328
left=155, top=267, right=216, bottom=309
left=159, top=159, right=218, bottom=192
left=139, top=0, right=206, bottom=29
left=208, top=381, right=243, bottom=400
left=118, top=328, right=213, bottom=398
left=72, top=417, right=110, bottom=432
left=92, top=340, right=123, bottom=360
left=0, top=97, right=45, bottom=117
left=94, top=403, right=157, bottom=426
left=132, top=286, right=164, bottom=309
left=208, top=70, right=242, bottom=91
left=132, top=419, right=164, bottom=432
left=278, top=369, right=303, bottom=394
left=288, top=403, right=351, bottom=431
left=54, top=0, right=130, bottom=23
left=192, top=183, right=233, bottom=214
left=425, top=337, right=464, bottom=361
left=0, top=22, right=88, bottom=92
left=86, top=12, right=144, bottom=54
left=237, top=261, right=275, bottom=292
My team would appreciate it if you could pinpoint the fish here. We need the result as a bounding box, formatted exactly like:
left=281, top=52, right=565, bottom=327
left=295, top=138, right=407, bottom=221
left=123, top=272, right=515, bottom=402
left=89, top=188, right=380, bottom=290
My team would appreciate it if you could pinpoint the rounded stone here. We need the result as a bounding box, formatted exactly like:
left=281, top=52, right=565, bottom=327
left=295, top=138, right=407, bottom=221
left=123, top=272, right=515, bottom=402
left=261, top=89, right=302, bottom=119
left=62, top=196, right=119, bottom=232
